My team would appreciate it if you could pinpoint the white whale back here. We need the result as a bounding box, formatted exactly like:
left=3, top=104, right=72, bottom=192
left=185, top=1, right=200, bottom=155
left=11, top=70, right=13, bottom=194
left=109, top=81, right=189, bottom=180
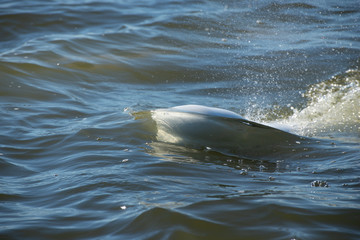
left=170, top=105, right=245, bottom=120
left=151, top=105, right=301, bottom=157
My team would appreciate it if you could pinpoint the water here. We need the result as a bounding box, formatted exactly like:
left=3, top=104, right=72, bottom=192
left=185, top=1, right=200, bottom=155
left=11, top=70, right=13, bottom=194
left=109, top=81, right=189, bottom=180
left=1, top=0, right=360, bottom=239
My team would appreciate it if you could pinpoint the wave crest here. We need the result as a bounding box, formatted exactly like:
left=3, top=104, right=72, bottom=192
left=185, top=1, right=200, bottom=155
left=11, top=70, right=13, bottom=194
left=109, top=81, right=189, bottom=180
left=284, top=69, right=360, bottom=139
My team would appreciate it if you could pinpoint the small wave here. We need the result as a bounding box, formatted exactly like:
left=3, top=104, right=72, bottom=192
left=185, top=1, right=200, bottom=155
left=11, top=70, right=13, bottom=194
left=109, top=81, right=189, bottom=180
left=118, top=201, right=360, bottom=240
left=0, top=157, right=35, bottom=177
left=118, top=207, right=234, bottom=239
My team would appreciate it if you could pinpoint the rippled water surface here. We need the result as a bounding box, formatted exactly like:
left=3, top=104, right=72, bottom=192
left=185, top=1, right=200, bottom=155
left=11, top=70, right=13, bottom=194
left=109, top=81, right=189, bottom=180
left=1, top=0, right=360, bottom=239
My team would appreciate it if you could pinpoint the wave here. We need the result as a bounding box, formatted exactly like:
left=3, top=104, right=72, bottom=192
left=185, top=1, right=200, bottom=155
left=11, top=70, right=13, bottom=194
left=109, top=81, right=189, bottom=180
left=275, top=69, right=360, bottom=140
left=117, top=202, right=360, bottom=240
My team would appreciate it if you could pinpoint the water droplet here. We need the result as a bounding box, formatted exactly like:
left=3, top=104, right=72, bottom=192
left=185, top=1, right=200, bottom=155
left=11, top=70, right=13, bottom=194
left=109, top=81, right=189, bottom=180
left=311, top=180, right=329, bottom=187
left=240, top=169, right=248, bottom=175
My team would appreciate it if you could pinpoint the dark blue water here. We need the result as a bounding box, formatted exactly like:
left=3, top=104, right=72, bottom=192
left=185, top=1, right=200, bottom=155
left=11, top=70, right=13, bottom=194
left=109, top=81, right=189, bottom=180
left=1, top=0, right=360, bottom=239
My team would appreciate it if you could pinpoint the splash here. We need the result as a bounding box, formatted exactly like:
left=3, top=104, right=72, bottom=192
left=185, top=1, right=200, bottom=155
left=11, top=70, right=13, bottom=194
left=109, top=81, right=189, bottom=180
left=278, top=69, right=360, bottom=139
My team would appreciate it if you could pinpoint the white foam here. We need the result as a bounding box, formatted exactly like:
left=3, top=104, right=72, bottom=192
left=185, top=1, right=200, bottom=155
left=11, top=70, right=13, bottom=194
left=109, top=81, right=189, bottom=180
left=277, top=69, right=360, bottom=138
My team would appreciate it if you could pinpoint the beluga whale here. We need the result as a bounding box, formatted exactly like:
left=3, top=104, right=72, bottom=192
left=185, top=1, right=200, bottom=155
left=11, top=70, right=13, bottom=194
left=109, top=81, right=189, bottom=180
left=150, top=105, right=304, bottom=157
